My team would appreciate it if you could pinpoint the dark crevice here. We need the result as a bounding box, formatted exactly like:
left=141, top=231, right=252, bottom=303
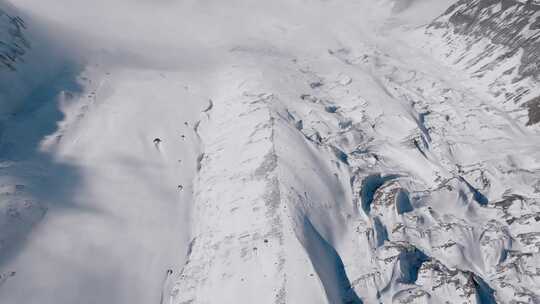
left=395, top=189, right=414, bottom=214
left=397, top=247, right=429, bottom=284
left=473, top=275, right=497, bottom=304
left=360, top=174, right=399, bottom=214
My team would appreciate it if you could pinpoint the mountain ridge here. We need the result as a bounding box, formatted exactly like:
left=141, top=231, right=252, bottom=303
left=0, top=0, right=539, bottom=303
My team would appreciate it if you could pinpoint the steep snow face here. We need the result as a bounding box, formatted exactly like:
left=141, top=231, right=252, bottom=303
left=0, top=0, right=539, bottom=304
left=0, top=5, right=28, bottom=71
left=415, top=0, right=540, bottom=126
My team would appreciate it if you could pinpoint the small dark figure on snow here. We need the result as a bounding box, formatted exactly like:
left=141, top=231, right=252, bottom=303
left=153, top=138, right=163, bottom=149
left=178, top=185, right=184, bottom=191
left=159, top=269, right=174, bottom=304
left=0, top=271, right=16, bottom=286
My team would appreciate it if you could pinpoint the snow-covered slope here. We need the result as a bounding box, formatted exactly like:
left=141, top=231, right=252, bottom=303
left=0, top=0, right=539, bottom=303
left=416, top=0, right=540, bottom=126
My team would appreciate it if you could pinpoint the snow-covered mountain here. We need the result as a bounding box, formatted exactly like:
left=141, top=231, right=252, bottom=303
left=0, top=0, right=539, bottom=303
left=419, top=0, right=540, bottom=126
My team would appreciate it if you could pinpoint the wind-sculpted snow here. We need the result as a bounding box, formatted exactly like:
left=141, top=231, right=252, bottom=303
left=166, top=30, right=540, bottom=302
left=325, top=42, right=540, bottom=302
left=0, top=0, right=539, bottom=303
left=169, top=22, right=540, bottom=301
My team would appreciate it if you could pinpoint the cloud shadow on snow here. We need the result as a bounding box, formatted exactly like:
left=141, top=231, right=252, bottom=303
left=0, top=4, right=92, bottom=286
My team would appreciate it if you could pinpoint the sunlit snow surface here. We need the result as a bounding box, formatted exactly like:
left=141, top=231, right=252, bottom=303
left=0, top=0, right=539, bottom=303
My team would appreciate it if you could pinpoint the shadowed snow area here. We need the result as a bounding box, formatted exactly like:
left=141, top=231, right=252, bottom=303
left=0, top=0, right=539, bottom=303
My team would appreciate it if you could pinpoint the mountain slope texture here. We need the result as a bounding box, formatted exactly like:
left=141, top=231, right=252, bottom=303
left=0, top=0, right=539, bottom=303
